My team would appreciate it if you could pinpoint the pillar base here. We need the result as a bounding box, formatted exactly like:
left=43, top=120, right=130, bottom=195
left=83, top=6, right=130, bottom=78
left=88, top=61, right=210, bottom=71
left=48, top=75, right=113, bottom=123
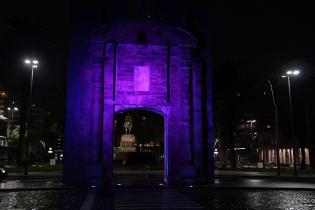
left=86, top=164, right=106, bottom=188
left=178, top=165, right=197, bottom=185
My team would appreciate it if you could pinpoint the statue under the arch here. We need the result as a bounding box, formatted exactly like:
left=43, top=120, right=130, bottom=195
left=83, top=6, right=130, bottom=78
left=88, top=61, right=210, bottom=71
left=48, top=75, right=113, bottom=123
left=64, top=20, right=214, bottom=186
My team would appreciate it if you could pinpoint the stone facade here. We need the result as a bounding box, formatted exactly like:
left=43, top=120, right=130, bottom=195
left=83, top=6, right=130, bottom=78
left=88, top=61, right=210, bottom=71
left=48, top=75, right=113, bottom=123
left=64, top=20, right=213, bottom=186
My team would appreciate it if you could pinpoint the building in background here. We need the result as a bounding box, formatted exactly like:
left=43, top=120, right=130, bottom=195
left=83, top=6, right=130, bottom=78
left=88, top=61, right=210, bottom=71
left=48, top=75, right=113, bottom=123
left=0, top=115, right=8, bottom=146
left=0, top=115, right=9, bottom=165
left=214, top=85, right=311, bottom=168
left=0, top=89, right=9, bottom=165
left=0, top=90, right=8, bottom=117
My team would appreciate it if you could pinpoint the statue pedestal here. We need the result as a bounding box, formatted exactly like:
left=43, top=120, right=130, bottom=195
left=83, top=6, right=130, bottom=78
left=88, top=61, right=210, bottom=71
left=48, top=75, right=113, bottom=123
left=120, top=134, right=136, bottom=152
left=115, top=134, right=136, bottom=164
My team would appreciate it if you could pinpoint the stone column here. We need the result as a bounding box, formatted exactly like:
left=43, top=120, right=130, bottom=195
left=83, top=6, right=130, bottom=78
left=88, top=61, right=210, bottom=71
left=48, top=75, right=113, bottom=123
left=84, top=41, right=107, bottom=187
left=102, top=42, right=116, bottom=182
left=192, top=62, right=204, bottom=181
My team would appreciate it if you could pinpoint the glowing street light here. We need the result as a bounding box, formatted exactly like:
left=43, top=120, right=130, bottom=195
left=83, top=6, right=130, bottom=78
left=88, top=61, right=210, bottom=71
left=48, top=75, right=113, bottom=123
left=247, top=120, right=256, bottom=134
left=24, top=58, right=39, bottom=175
left=282, top=69, right=300, bottom=176
left=286, top=70, right=293, bottom=75
left=247, top=120, right=256, bottom=138
left=293, top=70, right=300, bottom=75
left=247, top=120, right=256, bottom=162
left=7, top=105, right=19, bottom=120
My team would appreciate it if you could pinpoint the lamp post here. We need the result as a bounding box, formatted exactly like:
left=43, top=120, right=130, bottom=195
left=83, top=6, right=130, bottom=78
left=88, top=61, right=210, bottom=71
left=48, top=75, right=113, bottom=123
left=247, top=120, right=256, bottom=162
left=7, top=106, right=19, bottom=147
left=247, top=120, right=256, bottom=135
left=7, top=106, right=19, bottom=121
left=24, top=59, right=38, bottom=175
left=267, top=80, right=281, bottom=176
left=282, top=70, right=300, bottom=176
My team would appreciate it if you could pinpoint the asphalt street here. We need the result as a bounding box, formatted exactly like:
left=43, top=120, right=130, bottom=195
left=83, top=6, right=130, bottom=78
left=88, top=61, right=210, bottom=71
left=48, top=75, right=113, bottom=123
left=2, top=176, right=315, bottom=190
left=1, top=171, right=315, bottom=209
left=1, top=186, right=315, bottom=209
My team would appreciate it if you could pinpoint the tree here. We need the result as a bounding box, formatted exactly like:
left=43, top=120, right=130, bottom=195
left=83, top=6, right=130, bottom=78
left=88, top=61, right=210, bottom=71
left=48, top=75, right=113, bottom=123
left=9, top=125, right=20, bottom=144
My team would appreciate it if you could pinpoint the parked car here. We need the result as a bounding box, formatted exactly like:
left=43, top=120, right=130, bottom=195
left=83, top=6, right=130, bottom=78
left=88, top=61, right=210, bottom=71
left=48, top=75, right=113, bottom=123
left=0, top=166, right=7, bottom=181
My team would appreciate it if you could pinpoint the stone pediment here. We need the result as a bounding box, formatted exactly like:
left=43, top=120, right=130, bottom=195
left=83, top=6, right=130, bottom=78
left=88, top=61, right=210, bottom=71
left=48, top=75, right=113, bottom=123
left=91, top=20, right=197, bottom=47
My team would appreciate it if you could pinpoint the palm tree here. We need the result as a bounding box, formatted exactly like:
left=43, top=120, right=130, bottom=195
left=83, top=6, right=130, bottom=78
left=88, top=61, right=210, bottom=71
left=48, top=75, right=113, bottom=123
left=9, top=125, right=20, bottom=145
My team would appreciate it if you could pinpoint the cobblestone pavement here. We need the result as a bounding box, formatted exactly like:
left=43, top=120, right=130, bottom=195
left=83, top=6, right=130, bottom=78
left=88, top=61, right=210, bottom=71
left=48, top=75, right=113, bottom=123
left=100, top=187, right=207, bottom=210
left=1, top=188, right=315, bottom=210
left=0, top=190, right=86, bottom=210
left=0, top=180, right=64, bottom=190
left=183, top=189, right=315, bottom=210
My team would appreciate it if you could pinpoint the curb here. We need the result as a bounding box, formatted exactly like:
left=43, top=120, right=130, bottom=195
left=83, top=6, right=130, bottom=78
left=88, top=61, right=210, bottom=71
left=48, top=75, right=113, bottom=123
left=214, top=175, right=315, bottom=181
left=1, top=184, right=315, bottom=191
left=0, top=186, right=85, bottom=192
left=4, top=176, right=62, bottom=180
left=193, top=185, right=315, bottom=191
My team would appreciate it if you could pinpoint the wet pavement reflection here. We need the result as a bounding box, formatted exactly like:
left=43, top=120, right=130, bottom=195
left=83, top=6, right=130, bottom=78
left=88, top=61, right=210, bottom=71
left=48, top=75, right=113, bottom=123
left=183, top=189, right=315, bottom=210
left=0, top=190, right=86, bottom=210
left=1, top=188, right=315, bottom=210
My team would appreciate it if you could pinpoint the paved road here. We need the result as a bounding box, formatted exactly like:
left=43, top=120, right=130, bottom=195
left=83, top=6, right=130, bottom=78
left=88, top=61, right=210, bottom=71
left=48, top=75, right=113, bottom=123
left=1, top=187, right=315, bottom=210
left=215, top=170, right=315, bottom=178
left=89, top=188, right=207, bottom=210
left=182, top=188, right=315, bottom=210
left=113, top=188, right=207, bottom=210
left=113, top=173, right=315, bottom=190
left=5, top=170, right=315, bottom=183
left=209, top=178, right=315, bottom=189
left=1, top=171, right=315, bottom=209
left=0, top=179, right=64, bottom=190
left=2, top=175, right=315, bottom=190
left=0, top=189, right=86, bottom=209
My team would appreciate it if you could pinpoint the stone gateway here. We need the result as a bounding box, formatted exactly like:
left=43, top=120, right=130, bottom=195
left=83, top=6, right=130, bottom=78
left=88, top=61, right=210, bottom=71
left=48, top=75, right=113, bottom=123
left=64, top=20, right=213, bottom=186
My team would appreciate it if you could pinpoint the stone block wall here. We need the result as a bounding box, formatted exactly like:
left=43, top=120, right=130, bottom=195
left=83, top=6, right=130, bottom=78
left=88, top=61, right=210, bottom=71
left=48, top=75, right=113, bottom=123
left=64, top=20, right=213, bottom=186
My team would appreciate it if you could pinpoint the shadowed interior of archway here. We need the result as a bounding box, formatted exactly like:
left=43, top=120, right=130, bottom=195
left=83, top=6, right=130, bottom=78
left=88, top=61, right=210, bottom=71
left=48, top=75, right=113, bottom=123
left=113, top=109, right=164, bottom=181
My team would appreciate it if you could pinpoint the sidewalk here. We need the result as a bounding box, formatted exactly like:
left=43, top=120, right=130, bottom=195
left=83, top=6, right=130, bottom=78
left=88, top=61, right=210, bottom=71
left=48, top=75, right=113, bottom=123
left=4, top=171, right=63, bottom=180
left=0, top=171, right=66, bottom=191
left=214, top=170, right=315, bottom=179
left=5, top=170, right=315, bottom=178
left=1, top=170, right=315, bottom=191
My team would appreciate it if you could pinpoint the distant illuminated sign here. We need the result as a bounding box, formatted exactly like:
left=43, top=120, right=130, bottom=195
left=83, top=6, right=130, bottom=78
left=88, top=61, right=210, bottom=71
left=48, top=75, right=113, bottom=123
left=50, top=159, right=56, bottom=166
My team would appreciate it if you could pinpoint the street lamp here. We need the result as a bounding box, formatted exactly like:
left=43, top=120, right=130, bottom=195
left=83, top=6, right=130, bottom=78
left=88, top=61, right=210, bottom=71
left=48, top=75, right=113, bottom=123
left=282, top=69, right=300, bottom=176
left=247, top=120, right=256, bottom=135
left=267, top=80, right=281, bottom=176
left=247, top=120, right=256, bottom=162
left=24, top=59, right=39, bottom=175
left=7, top=106, right=19, bottom=120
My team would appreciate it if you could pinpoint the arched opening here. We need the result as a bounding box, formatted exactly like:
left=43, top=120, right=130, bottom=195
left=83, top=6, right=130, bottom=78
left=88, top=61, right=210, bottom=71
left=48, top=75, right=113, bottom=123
left=113, top=108, right=165, bottom=183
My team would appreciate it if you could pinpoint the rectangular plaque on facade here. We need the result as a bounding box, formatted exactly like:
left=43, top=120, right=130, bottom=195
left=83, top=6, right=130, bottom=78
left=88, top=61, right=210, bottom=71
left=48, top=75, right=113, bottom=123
left=134, top=66, right=150, bottom=91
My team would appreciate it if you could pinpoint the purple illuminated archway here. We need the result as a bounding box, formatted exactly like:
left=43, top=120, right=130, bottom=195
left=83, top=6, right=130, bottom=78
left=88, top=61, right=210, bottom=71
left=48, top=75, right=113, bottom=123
left=113, top=106, right=169, bottom=181
left=64, top=20, right=214, bottom=186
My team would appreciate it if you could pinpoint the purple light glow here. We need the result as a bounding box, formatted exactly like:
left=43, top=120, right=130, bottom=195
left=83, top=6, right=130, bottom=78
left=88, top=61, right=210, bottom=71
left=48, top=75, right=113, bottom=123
left=64, top=20, right=213, bottom=186
left=134, top=66, right=150, bottom=91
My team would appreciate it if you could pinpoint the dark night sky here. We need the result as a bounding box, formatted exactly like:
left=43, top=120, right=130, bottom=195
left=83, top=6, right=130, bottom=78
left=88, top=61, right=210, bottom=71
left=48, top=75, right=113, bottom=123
left=211, top=2, right=315, bottom=81
left=0, top=1, right=314, bottom=106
